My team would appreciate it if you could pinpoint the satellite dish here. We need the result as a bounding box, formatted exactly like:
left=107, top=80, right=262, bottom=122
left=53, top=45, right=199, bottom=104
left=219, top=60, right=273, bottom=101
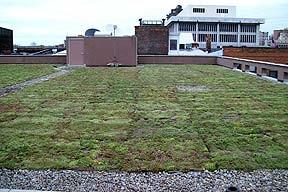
left=85, top=28, right=100, bottom=37
left=105, top=24, right=120, bottom=36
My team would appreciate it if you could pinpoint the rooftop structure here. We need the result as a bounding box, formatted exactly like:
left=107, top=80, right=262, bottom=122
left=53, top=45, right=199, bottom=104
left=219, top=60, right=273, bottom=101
left=166, top=5, right=265, bottom=54
left=0, top=27, right=13, bottom=54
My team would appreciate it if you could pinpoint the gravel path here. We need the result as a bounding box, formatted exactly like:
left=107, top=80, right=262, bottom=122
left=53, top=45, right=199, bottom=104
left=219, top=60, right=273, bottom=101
left=0, top=67, right=72, bottom=97
left=1, top=169, right=287, bottom=192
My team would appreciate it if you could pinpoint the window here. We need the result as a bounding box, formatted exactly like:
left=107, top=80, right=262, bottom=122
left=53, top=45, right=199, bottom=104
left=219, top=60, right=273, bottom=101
left=217, top=9, right=229, bottom=14
left=240, top=24, right=257, bottom=33
left=193, top=8, right=205, bottom=13
left=198, top=23, right=217, bottom=32
left=179, top=23, right=196, bottom=31
left=210, top=34, right=217, bottom=42
left=198, top=34, right=206, bottom=42
left=240, top=35, right=256, bottom=43
left=220, top=35, right=238, bottom=42
left=170, top=40, right=178, bottom=50
left=219, top=23, right=238, bottom=32
left=179, top=44, right=185, bottom=50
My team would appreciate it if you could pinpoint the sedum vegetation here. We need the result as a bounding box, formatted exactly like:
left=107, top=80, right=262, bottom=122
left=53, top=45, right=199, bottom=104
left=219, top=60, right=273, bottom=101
left=0, top=65, right=287, bottom=171
left=0, top=64, right=57, bottom=88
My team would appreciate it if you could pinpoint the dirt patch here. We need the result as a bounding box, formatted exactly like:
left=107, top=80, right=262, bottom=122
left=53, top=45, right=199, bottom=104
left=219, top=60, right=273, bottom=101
left=222, top=113, right=241, bottom=122
left=0, top=103, right=25, bottom=113
left=176, top=85, right=209, bottom=93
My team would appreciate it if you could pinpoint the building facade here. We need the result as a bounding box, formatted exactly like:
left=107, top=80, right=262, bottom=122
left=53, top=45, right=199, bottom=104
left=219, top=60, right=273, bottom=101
left=259, top=31, right=269, bottom=46
left=166, top=5, right=265, bottom=54
left=0, top=27, right=13, bottom=54
left=272, top=28, right=288, bottom=48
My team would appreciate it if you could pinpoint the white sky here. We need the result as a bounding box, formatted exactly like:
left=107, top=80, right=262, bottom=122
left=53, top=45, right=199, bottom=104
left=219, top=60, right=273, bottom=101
left=1, top=0, right=287, bottom=45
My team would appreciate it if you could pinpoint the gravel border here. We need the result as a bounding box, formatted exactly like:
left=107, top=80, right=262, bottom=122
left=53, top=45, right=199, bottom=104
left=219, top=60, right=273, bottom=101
left=0, top=66, right=72, bottom=97
left=1, top=169, right=288, bottom=192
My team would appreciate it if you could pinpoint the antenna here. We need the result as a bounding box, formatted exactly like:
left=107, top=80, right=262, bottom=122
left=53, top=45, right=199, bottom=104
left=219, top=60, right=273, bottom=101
left=113, top=25, right=117, bottom=36
left=106, top=24, right=120, bottom=36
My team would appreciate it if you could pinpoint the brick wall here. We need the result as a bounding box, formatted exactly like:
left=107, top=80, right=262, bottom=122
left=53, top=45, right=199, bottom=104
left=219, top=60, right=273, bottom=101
left=135, top=26, right=169, bottom=55
left=223, top=47, right=288, bottom=64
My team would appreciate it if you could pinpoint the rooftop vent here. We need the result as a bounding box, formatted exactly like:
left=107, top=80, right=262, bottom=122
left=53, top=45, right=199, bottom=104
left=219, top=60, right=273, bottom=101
left=166, top=5, right=183, bottom=19
left=85, top=28, right=100, bottom=37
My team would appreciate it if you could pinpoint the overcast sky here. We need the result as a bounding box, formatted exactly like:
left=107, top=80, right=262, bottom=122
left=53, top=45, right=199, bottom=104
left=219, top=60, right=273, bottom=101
left=1, top=0, right=287, bottom=46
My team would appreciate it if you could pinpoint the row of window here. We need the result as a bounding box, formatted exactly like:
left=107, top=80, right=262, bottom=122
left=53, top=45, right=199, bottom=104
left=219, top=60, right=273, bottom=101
left=178, top=23, right=257, bottom=33
left=193, top=8, right=229, bottom=14
left=220, top=23, right=238, bottom=32
left=240, top=25, right=257, bottom=33
left=240, top=35, right=256, bottom=43
left=179, top=23, right=196, bottom=32
left=220, top=35, right=238, bottom=42
left=199, top=23, right=218, bottom=32
left=193, top=8, right=205, bottom=13
left=169, top=34, right=257, bottom=50
left=198, top=34, right=217, bottom=42
left=217, top=9, right=229, bottom=13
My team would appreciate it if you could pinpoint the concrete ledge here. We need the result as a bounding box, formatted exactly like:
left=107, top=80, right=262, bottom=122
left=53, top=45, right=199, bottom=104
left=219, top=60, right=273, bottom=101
left=217, top=56, right=288, bottom=82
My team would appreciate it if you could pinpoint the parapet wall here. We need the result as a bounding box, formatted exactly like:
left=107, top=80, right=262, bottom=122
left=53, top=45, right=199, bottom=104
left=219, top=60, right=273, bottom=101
left=223, top=47, right=288, bottom=64
left=138, top=55, right=217, bottom=65
left=217, top=56, right=288, bottom=82
left=0, top=55, right=66, bottom=64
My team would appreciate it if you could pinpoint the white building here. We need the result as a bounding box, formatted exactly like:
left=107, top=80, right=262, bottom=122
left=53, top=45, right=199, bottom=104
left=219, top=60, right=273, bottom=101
left=166, top=5, right=265, bottom=55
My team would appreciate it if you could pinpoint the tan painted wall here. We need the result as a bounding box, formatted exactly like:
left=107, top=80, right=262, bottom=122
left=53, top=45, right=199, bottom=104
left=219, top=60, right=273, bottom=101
left=84, top=36, right=137, bottom=67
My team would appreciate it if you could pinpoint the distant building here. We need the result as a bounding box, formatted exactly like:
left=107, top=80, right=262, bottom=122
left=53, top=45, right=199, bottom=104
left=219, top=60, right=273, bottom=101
left=272, top=28, right=288, bottom=48
left=166, top=5, right=265, bottom=54
left=0, top=27, right=13, bottom=54
left=259, top=31, right=269, bottom=46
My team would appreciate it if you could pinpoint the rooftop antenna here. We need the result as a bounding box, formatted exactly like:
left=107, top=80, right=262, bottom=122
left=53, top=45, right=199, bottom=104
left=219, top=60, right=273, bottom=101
left=106, top=24, right=120, bottom=36
left=113, top=25, right=117, bottom=36
left=105, top=24, right=121, bottom=67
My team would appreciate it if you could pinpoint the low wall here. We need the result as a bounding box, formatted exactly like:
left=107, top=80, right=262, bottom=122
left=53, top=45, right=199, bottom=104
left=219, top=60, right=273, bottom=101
left=138, top=55, right=217, bottom=65
left=217, top=56, right=288, bottom=82
left=223, top=47, right=288, bottom=64
left=0, top=55, right=66, bottom=64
